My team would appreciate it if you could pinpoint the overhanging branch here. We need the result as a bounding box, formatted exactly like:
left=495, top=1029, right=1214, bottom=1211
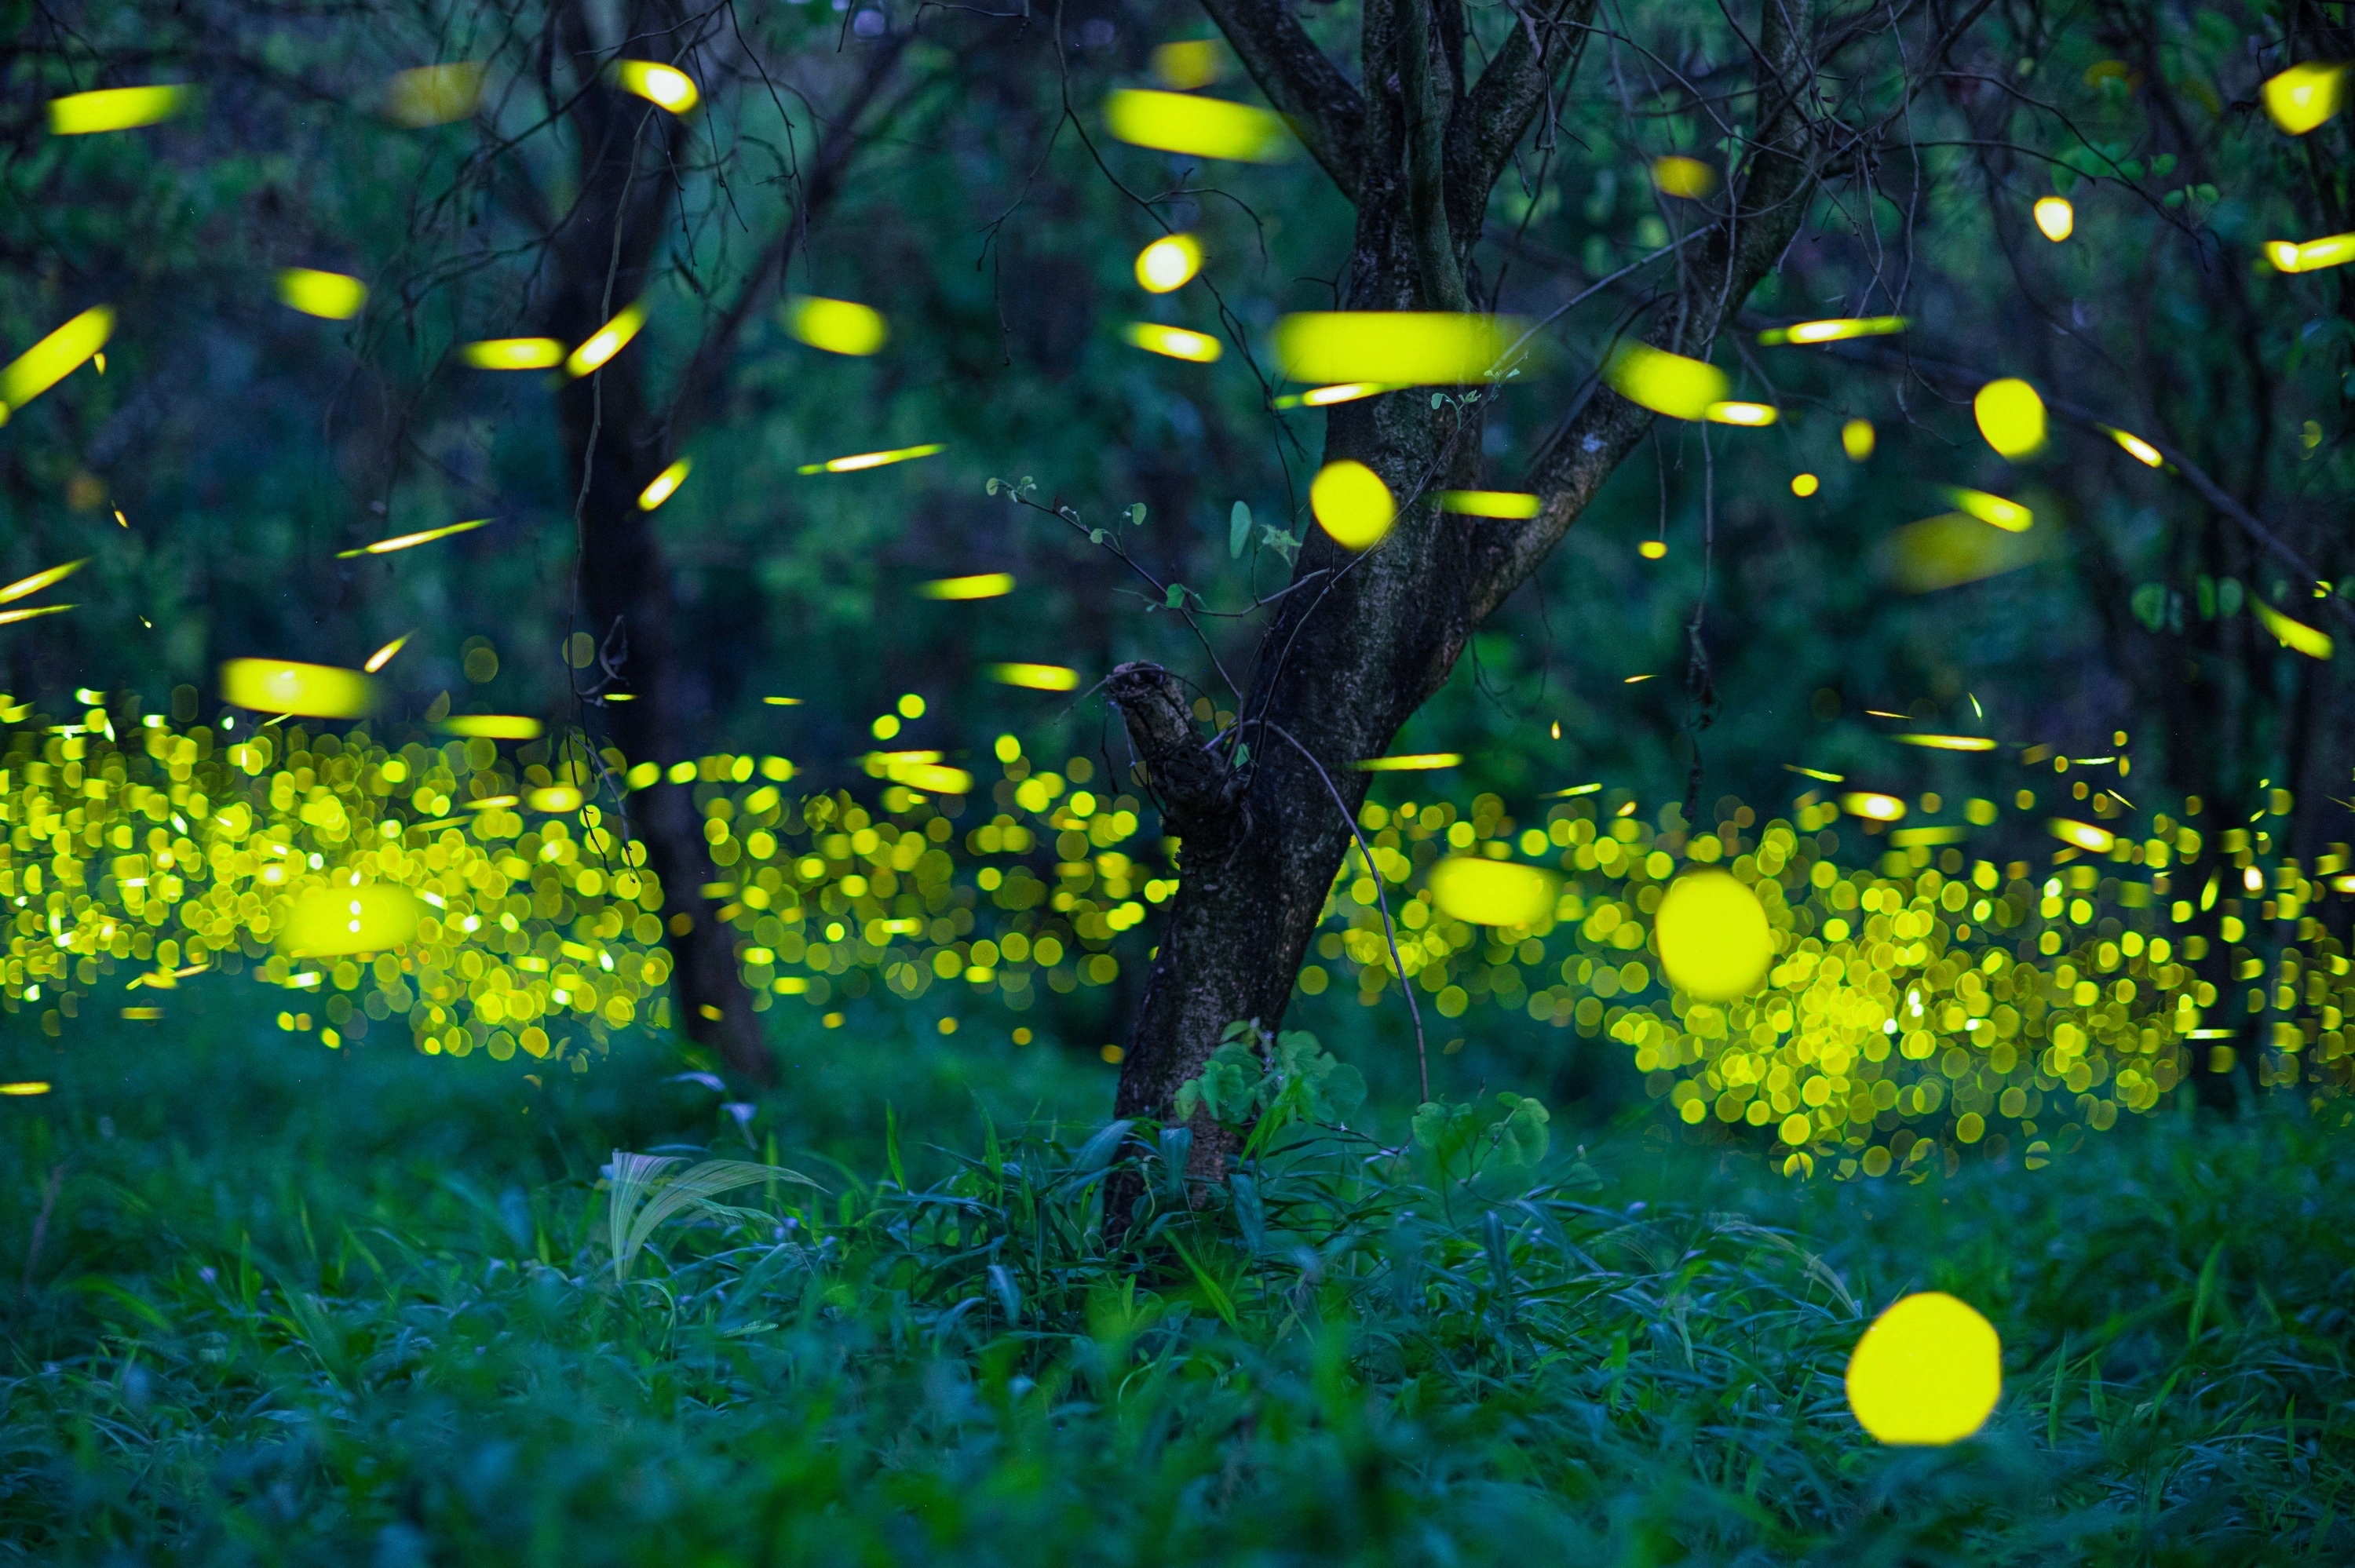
left=1197, top=0, right=1367, bottom=202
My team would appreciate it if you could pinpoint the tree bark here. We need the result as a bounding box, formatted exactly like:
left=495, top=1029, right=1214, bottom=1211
left=1112, top=0, right=1821, bottom=1173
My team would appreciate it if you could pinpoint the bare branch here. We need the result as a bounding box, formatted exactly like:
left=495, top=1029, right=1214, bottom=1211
left=1197, top=0, right=1367, bottom=202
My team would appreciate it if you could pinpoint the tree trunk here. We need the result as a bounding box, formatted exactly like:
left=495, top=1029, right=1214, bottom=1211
left=1111, top=0, right=1821, bottom=1173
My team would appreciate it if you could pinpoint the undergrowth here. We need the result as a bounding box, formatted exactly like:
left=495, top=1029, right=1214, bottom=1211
left=2, top=1005, right=2350, bottom=1564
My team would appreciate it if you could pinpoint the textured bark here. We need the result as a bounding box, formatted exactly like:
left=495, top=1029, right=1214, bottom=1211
left=1113, top=0, right=1822, bottom=1172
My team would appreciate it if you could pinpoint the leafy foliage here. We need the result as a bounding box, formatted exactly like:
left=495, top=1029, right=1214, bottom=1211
left=2, top=1008, right=2351, bottom=1563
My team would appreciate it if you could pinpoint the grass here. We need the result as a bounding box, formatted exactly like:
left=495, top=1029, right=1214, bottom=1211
left=2, top=994, right=2352, bottom=1564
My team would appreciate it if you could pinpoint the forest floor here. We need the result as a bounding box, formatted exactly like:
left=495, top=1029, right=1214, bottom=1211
left=2, top=999, right=2350, bottom=1565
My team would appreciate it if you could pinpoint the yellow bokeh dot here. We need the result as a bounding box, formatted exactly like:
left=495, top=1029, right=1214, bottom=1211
left=1654, top=870, right=1772, bottom=1000
left=1790, top=472, right=1820, bottom=497
left=1638, top=539, right=1667, bottom=560
left=1973, top=377, right=2046, bottom=460
left=1310, top=460, right=1396, bottom=549
left=1845, top=1292, right=2003, bottom=1445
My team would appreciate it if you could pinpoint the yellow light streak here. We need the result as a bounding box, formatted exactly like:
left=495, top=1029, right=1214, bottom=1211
left=566, top=303, right=646, bottom=377
left=2048, top=818, right=2116, bottom=853
left=917, top=573, right=1015, bottom=600
left=363, top=633, right=413, bottom=673
left=49, top=86, right=187, bottom=135
left=1428, top=857, right=1558, bottom=926
left=1756, top=315, right=1907, bottom=346
left=0, top=560, right=86, bottom=605
left=2265, top=233, right=2355, bottom=273
left=1275, top=312, right=1517, bottom=385
left=1893, top=734, right=1998, bottom=752
left=796, top=443, right=944, bottom=475
left=986, top=662, right=1081, bottom=692
left=1605, top=343, right=1727, bottom=420
left=440, top=716, right=544, bottom=740
left=1269, top=382, right=1405, bottom=410
left=1784, top=764, right=1844, bottom=782
left=0, top=305, right=114, bottom=418
left=0, top=1082, right=52, bottom=1096
left=638, top=460, right=691, bottom=511
left=2103, top=425, right=2163, bottom=467
left=1104, top=89, right=1294, bottom=162
left=0, top=605, right=76, bottom=628
left=1124, top=322, right=1222, bottom=363
left=335, top=517, right=490, bottom=558
left=1705, top=400, right=1777, bottom=426
left=1841, top=791, right=1906, bottom=822
left=782, top=295, right=887, bottom=355
left=462, top=337, right=564, bottom=370
left=1436, top=490, right=1540, bottom=519
left=1944, top=487, right=2032, bottom=532
left=1352, top=753, right=1460, bottom=771
left=219, top=659, right=377, bottom=718
left=2253, top=598, right=2333, bottom=660
left=276, top=268, right=367, bottom=320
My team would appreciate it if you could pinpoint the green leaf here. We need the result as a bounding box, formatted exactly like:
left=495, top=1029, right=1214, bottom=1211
left=1127, top=502, right=1147, bottom=526
left=1229, top=501, right=1251, bottom=559
left=1165, top=583, right=1186, bottom=609
left=2130, top=582, right=2166, bottom=633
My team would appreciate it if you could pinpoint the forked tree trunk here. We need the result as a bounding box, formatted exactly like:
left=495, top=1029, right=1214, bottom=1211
left=1111, top=0, right=1822, bottom=1171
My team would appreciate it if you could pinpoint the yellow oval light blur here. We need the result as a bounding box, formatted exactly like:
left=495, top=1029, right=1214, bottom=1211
left=783, top=295, right=887, bottom=356
left=1944, top=487, right=2032, bottom=532
left=566, top=303, right=646, bottom=377
left=890, top=763, right=974, bottom=795
left=1135, top=234, right=1203, bottom=293
left=1149, top=40, right=1226, bottom=90
left=49, top=86, right=188, bottom=136
left=1275, top=312, right=1517, bottom=385
left=638, top=459, right=691, bottom=511
left=1704, top=399, right=1776, bottom=427
left=462, top=337, right=564, bottom=370
left=1125, top=322, right=1222, bottom=363
left=220, top=659, right=376, bottom=718
left=1841, top=791, right=1906, bottom=822
left=1605, top=344, right=1728, bottom=421
left=1649, top=155, right=1718, bottom=198
left=1790, top=472, right=1819, bottom=497
left=2252, top=597, right=2334, bottom=660
left=527, top=786, right=583, bottom=812
left=1845, top=1292, right=2003, bottom=1446
left=1310, top=460, right=1395, bottom=549
left=987, top=662, right=1080, bottom=691
left=917, top=573, right=1015, bottom=600
left=1653, top=870, right=1772, bottom=1001
left=385, top=62, right=486, bottom=127
left=1842, top=418, right=1875, bottom=461
left=2262, top=62, right=2345, bottom=136
left=613, top=60, right=699, bottom=115
left=276, top=268, right=368, bottom=320
left=1427, top=856, right=1557, bottom=927
left=1973, top=378, right=2045, bottom=459
left=1104, top=89, right=1294, bottom=162
left=2032, top=196, right=2074, bottom=242
left=277, top=883, right=422, bottom=958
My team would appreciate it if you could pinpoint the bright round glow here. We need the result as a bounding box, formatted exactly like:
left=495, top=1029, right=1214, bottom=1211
left=1973, top=377, right=2046, bottom=459
left=1310, top=460, right=1395, bottom=549
left=1134, top=234, right=1203, bottom=294
left=1427, top=857, right=1557, bottom=927
left=1638, top=539, right=1667, bottom=560
left=1791, top=472, right=1819, bottom=497
left=1654, top=870, right=1772, bottom=1001
left=1845, top=1292, right=2003, bottom=1446
left=2032, top=196, right=2074, bottom=242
